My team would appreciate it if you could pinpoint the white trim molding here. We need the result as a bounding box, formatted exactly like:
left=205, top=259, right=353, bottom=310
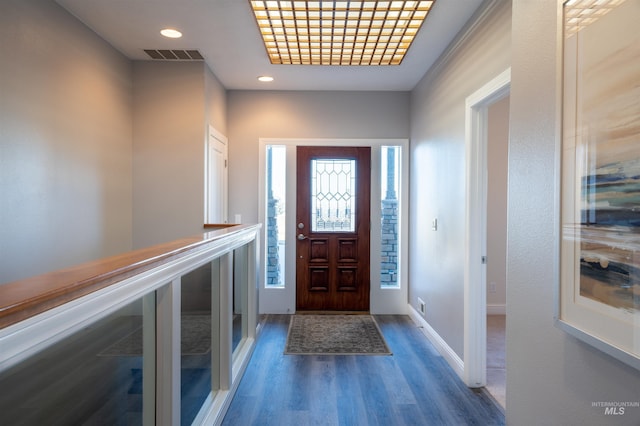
left=408, top=304, right=464, bottom=379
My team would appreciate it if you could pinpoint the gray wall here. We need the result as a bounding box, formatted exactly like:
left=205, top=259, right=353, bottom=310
left=132, top=61, right=227, bottom=248
left=0, top=1, right=229, bottom=281
left=507, top=0, right=640, bottom=424
left=205, top=66, right=228, bottom=137
left=227, top=90, right=410, bottom=224
left=409, top=0, right=512, bottom=358
left=0, top=0, right=133, bottom=284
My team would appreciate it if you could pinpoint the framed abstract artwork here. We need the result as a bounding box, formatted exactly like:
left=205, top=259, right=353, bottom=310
left=559, top=0, right=640, bottom=369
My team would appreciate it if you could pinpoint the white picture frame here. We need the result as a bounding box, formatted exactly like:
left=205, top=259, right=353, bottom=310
left=558, top=0, right=640, bottom=370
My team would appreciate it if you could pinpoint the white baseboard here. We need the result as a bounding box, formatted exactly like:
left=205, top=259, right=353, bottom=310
left=487, top=304, right=506, bottom=315
left=407, top=304, right=464, bottom=380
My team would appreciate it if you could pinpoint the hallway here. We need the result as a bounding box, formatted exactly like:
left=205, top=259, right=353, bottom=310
left=223, top=315, right=504, bottom=425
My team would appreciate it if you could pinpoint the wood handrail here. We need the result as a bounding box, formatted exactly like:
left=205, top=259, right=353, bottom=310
left=0, top=224, right=256, bottom=329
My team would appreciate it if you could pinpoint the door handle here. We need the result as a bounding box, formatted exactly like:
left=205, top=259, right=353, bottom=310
left=297, top=233, right=308, bottom=240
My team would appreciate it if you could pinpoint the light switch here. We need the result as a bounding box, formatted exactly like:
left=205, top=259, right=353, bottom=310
left=432, top=218, right=438, bottom=231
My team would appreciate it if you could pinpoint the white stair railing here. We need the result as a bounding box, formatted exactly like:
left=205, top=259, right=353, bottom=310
left=0, top=224, right=261, bottom=426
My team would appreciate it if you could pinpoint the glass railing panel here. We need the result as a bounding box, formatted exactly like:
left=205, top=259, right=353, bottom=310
left=233, top=247, right=248, bottom=357
left=232, top=306, right=243, bottom=354
left=0, top=224, right=261, bottom=426
left=0, top=295, right=154, bottom=425
left=180, top=262, right=214, bottom=425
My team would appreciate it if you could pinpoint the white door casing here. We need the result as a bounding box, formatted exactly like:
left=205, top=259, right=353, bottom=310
left=464, top=68, right=510, bottom=387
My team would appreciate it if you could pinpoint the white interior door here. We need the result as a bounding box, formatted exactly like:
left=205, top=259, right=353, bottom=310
left=207, top=125, right=228, bottom=224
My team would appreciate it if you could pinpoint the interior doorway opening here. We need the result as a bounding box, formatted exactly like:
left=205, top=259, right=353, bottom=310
left=463, top=68, right=510, bottom=398
left=485, top=95, right=510, bottom=409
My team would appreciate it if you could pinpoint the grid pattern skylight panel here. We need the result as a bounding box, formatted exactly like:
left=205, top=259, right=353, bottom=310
left=249, top=1, right=435, bottom=66
left=564, top=0, right=627, bottom=37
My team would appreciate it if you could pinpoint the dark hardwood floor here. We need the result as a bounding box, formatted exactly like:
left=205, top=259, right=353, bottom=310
left=222, top=315, right=504, bottom=426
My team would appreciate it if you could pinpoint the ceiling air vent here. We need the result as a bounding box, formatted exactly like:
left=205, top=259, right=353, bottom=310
left=144, top=49, right=204, bottom=61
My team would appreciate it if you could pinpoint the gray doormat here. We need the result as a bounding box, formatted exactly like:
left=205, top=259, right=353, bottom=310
left=284, top=315, right=392, bottom=355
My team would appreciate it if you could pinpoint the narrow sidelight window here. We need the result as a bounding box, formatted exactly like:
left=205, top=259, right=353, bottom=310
left=265, top=145, right=286, bottom=288
left=381, top=146, right=401, bottom=288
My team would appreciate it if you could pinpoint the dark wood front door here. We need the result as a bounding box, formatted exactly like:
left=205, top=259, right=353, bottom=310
left=296, top=146, right=371, bottom=311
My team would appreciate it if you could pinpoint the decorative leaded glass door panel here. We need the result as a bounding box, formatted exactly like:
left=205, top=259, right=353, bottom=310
left=296, top=146, right=371, bottom=311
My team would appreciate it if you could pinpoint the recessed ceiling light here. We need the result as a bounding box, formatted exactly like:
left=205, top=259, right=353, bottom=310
left=160, top=28, right=183, bottom=39
left=258, top=76, right=274, bottom=82
left=249, top=0, right=436, bottom=66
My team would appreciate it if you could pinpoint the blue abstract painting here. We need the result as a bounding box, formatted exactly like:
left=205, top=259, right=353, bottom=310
left=577, top=35, right=640, bottom=313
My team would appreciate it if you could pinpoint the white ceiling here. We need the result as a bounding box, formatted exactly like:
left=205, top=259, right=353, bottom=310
left=55, top=0, right=485, bottom=91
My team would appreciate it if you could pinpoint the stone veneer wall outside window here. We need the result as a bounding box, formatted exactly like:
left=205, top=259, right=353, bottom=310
left=381, top=197, right=398, bottom=287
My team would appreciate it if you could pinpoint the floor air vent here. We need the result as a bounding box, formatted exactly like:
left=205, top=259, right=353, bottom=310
left=144, top=49, right=204, bottom=60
